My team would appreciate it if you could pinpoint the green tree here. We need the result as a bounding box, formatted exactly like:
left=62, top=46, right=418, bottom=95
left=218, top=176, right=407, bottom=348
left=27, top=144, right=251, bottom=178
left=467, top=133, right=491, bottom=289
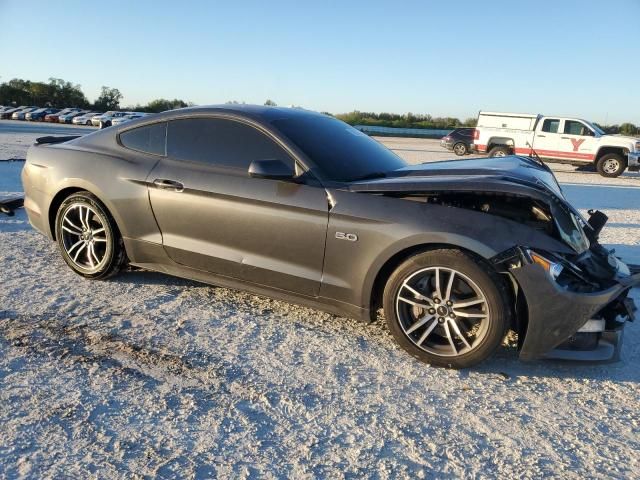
left=144, top=98, right=189, bottom=113
left=264, top=99, right=277, bottom=106
left=47, top=78, right=89, bottom=108
left=94, top=86, right=123, bottom=111
left=619, top=123, right=638, bottom=136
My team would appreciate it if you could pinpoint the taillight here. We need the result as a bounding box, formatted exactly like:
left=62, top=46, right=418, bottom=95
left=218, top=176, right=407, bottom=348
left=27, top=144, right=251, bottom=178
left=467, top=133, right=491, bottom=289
left=473, top=129, right=479, bottom=140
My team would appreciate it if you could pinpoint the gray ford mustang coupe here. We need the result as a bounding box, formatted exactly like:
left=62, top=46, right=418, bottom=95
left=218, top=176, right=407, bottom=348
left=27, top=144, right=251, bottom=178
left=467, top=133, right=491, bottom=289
left=22, top=105, right=638, bottom=368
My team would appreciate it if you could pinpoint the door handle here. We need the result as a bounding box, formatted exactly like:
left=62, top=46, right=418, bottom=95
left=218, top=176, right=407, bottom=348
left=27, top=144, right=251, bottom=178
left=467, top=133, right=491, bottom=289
left=561, top=136, right=570, bottom=139
left=537, top=135, right=546, bottom=138
left=153, top=179, right=184, bottom=192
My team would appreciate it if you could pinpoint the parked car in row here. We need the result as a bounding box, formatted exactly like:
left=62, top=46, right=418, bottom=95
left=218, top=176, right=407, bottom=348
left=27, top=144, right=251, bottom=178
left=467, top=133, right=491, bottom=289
left=26, top=108, right=60, bottom=121
left=91, top=111, right=135, bottom=128
left=72, top=111, right=102, bottom=126
left=110, top=112, right=149, bottom=126
left=58, top=110, right=89, bottom=124
left=0, top=106, right=24, bottom=119
left=440, top=128, right=477, bottom=156
left=12, top=107, right=39, bottom=120
left=44, top=108, right=82, bottom=123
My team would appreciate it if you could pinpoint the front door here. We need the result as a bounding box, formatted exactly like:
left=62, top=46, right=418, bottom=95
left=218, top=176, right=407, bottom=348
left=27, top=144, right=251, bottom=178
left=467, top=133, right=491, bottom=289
left=147, top=117, right=329, bottom=297
left=558, top=119, right=597, bottom=162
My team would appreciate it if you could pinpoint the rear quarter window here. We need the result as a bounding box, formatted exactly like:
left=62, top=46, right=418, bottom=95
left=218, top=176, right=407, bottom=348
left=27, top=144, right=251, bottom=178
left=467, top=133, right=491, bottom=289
left=119, top=122, right=167, bottom=156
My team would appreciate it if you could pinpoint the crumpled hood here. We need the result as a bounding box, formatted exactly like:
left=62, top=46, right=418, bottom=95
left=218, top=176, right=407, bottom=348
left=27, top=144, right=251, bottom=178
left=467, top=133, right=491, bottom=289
left=348, top=155, right=564, bottom=200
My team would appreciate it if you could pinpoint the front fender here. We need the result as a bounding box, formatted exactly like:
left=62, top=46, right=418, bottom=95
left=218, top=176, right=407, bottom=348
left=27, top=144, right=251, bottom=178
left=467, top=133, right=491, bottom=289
left=319, top=190, right=572, bottom=311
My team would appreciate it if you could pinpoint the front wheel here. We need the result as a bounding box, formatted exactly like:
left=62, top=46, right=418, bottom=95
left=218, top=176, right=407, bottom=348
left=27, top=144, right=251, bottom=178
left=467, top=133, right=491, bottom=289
left=55, top=191, right=126, bottom=279
left=453, top=142, right=468, bottom=156
left=383, top=249, right=509, bottom=368
left=596, top=153, right=626, bottom=177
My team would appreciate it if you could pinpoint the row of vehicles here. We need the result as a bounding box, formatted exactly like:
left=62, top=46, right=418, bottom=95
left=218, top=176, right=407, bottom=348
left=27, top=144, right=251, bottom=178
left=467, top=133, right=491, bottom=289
left=0, top=106, right=148, bottom=128
left=441, top=111, right=640, bottom=177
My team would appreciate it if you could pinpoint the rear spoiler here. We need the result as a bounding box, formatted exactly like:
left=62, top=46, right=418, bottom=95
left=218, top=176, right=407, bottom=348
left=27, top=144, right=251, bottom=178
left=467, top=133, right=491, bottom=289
left=35, top=135, right=81, bottom=145
left=0, top=196, right=24, bottom=216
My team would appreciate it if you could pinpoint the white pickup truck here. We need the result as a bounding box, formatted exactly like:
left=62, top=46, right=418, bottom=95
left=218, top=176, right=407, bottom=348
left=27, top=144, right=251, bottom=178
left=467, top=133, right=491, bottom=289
left=473, top=111, right=640, bottom=177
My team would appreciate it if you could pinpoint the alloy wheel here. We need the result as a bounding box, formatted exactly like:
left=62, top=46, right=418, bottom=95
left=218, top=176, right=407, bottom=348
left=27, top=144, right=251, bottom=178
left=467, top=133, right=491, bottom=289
left=395, top=267, right=490, bottom=357
left=453, top=143, right=466, bottom=155
left=60, top=203, right=109, bottom=272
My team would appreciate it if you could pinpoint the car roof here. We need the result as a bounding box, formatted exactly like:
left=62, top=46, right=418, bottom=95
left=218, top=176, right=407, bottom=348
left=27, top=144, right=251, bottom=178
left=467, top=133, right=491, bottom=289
left=151, top=104, right=327, bottom=124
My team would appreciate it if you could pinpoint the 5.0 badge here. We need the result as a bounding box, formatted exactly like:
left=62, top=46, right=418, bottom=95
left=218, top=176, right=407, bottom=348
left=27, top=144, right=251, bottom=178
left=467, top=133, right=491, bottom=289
left=335, top=232, right=358, bottom=242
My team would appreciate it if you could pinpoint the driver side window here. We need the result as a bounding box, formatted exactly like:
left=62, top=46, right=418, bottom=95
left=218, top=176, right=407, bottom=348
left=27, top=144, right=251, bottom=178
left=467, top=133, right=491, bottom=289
left=564, top=120, right=593, bottom=136
left=166, top=117, right=295, bottom=172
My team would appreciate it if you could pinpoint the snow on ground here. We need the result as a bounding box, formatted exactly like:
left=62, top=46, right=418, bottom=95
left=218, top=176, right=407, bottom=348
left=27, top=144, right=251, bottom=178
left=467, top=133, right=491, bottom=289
left=1, top=124, right=639, bottom=478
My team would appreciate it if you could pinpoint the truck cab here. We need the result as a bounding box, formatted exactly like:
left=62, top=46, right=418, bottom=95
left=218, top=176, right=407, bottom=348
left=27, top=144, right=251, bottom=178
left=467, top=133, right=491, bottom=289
left=474, top=111, right=640, bottom=177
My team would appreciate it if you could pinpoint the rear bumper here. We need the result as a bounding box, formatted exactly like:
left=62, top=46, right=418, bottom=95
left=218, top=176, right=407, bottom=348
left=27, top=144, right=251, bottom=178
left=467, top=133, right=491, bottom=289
left=628, top=152, right=640, bottom=171
left=499, top=251, right=638, bottom=362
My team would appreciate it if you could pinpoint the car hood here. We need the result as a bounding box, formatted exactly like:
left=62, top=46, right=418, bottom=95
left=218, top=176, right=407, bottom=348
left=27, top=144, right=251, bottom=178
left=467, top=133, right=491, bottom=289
left=348, top=155, right=564, bottom=200
left=601, top=134, right=638, bottom=147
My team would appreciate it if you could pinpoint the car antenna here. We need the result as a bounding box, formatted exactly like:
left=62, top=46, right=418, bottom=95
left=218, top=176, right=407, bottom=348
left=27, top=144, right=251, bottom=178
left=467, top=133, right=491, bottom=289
left=526, top=141, right=545, bottom=166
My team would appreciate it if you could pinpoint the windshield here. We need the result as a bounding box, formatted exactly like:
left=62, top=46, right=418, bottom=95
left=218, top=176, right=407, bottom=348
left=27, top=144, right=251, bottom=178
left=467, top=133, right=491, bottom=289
left=272, top=115, right=407, bottom=182
left=584, top=120, right=605, bottom=135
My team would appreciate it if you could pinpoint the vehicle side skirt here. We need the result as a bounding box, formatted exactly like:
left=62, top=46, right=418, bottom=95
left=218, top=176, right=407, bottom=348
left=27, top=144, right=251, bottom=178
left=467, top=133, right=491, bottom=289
left=124, top=237, right=370, bottom=323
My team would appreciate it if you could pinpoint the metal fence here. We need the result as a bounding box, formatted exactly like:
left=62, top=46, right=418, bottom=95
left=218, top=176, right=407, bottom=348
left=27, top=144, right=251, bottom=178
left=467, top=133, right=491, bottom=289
left=354, top=125, right=453, bottom=138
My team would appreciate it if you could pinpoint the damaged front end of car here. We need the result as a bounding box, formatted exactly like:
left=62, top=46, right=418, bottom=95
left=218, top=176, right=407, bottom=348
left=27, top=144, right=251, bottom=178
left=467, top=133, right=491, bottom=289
left=491, top=203, right=638, bottom=362
left=418, top=187, right=638, bottom=361
left=351, top=156, right=639, bottom=362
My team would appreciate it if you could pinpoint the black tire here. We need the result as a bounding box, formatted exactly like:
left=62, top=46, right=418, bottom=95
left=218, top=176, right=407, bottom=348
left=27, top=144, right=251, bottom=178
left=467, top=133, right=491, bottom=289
left=383, top=249, right=509, bottom=369
left=86, top=120, right=92, bottom=126
left=55, top=191, right=126, bottom=279
left=453, top=142, right=468, bottom=156
left=596, top=153, right=626, bottom=178
left=488, top=146, right=511, bottom=158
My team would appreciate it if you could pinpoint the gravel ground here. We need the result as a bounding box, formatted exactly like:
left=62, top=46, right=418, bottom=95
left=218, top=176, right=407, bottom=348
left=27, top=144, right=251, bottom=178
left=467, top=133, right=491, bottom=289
left=1, top=123, right=639, bottom=478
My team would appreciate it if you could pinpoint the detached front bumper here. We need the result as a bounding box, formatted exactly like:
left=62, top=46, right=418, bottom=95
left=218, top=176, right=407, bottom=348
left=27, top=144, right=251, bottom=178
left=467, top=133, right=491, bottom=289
left=628, top=152, right=640, bottom=172
left=495, top=248, right=639, bottom=362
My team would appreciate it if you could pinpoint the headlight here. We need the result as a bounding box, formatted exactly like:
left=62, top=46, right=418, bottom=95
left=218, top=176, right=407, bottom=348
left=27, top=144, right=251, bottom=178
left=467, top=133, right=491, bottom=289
left=529, top=251, right=564, bottom=280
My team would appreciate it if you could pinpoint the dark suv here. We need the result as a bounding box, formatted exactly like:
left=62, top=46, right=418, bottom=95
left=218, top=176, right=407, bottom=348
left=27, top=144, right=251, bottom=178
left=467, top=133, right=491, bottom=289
left=440, top=128, right=477, bottom=156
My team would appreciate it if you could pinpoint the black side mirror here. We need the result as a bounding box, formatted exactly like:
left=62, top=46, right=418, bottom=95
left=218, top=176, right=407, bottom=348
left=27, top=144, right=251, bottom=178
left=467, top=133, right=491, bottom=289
left=248, top=159, right=294, bottom=180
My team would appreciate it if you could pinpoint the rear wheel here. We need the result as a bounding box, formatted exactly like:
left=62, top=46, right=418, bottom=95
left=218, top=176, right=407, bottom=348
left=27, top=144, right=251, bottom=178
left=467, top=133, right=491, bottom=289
left=453, top=142, right=468, bottom=156
left=55, top=191, right=125, bottom=279
left=596, top=153, right=626, bottom=177
left=383, top=249, right=509, bottom=368
left=488, top=146, right=511, bottom=157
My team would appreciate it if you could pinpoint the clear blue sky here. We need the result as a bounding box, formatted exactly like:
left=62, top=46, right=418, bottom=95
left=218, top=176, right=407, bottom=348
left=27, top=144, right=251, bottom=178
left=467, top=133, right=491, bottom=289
left=1, top=0, right=639, bottom=124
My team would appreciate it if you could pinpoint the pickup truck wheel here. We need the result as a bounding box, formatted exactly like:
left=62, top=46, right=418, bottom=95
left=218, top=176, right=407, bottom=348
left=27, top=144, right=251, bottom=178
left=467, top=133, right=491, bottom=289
left=453, top=142, right=468, bottom=156
left=596, top=154, right=626, bottom=177
left=383, top=249, right=509, bottom=369
left=488, top=146, right=510, bottom=158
